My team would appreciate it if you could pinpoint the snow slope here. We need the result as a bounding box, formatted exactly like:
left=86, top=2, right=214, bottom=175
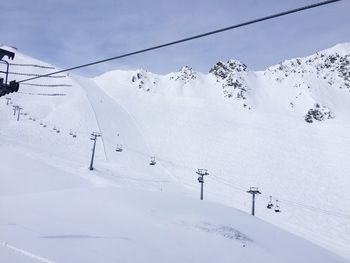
left=1, top=169, right=346, bottom=263
left=0, top=44, right=349, bottom=262
left=95, top=43, right=350, bottom=259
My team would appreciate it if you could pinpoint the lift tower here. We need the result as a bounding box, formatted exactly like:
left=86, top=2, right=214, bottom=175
left=196, top=169, right=209, bottom=200
left=247, top=187, right=261, bottom=216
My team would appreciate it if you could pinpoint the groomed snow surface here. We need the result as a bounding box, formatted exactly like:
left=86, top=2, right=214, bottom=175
left=0, top=44, right=349, bottom=262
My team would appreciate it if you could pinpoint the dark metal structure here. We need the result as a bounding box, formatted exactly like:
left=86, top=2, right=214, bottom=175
left=16, top=107, right=23, bottom=121
left=247, top=187, right=261, bottom=216
left=89, top=132, right=102, bottom=170
left=197, top=169, right=209, bottom=200
left=5, top=97, right=11, bottom=105
left=12, top=105, right=18, bottom=116
left=0, top=48, right=20, bottom=97
left=0, top=48, right=15, bottom=60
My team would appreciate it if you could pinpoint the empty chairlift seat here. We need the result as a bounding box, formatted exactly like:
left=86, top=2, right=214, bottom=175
left=115, top=144, right=123, bottom=152
left=274, top=200, right=281, bottom=213
left=149, top=156, right=156, bottom=165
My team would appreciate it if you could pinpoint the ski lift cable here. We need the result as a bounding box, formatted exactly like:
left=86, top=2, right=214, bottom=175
left=260, top=193, right=350, bottom=219
left=8, top=62, right=55, bottom=69
left=27, top=114, right=91, bottom=136
left=260, top=192, right=350, bottom=218
left=24, top=111, right=91, bottom=137
left=18, top=0, right=341, bottom=84
left=209, top=174, right=247, bottom=192
left=13, top=105, right=350, bottom=220
left=276, top=199, right=350, bottom=219
left=104, top=140, right=350, bottom=219
left=282, top=202, right=350, bottom=219
left=209, top=175, right=350, bottom=219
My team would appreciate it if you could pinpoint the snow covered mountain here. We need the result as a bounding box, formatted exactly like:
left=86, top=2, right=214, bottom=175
left=0, top=43, right=349, bottom=262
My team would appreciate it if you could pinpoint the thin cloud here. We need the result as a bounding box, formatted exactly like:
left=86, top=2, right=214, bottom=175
left=1, top=0, right=349, bottom=76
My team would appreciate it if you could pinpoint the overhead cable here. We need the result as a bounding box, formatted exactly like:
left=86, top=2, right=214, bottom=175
left=18, top=0, right=341, bottom=83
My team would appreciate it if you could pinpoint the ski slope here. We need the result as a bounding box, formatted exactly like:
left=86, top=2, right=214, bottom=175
left=0, top=139, right=346, bottom=263
left=1, top=173, right=346, bottom=263
left=73, top=76, right=176, bottom=191
left=95, top=43, right=350, bottom=259
left=0, top=44, right=349, bottom=262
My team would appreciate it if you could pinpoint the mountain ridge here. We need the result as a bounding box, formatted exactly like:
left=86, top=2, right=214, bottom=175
left=96, top=42, right=350, bottom=123
left=1, top=42, right=350, bottom=260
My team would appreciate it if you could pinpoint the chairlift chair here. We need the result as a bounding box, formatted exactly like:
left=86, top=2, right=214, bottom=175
left=69, top=130, right=73, bottom=136
left=267, top=196, right=274, bottom=209
left=115, top=144, right=123, bottom=152
left=149, top=156, right=156, bottom=165
left=274, top=200, right=281, bottom=213
left=72, top=133, right=77, bottom=138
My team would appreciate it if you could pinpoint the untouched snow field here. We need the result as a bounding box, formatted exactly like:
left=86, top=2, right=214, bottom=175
left=0, top=44, right=349, bottom=262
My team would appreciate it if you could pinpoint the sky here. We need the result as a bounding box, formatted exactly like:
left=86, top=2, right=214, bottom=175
left=0, top=0, right=349, bottom=76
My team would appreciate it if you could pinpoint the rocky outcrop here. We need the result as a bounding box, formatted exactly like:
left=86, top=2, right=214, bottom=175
left=170, top=66, right=197, bottom=83
left=131, top=70, right=156, bottom=91
left=304, top=104, right=334, bottom=123
left=265, top=50, right=350, bottom=90
left=210, top=60, right=250, bottom=108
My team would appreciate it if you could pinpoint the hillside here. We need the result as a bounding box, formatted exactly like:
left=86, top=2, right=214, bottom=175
left=0, top=43, right=349, bottom=262
left=95, top=42, right=350, bottom=259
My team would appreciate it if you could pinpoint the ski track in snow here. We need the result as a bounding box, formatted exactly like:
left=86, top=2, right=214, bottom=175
left=1, top=242, right=57, bottom=263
